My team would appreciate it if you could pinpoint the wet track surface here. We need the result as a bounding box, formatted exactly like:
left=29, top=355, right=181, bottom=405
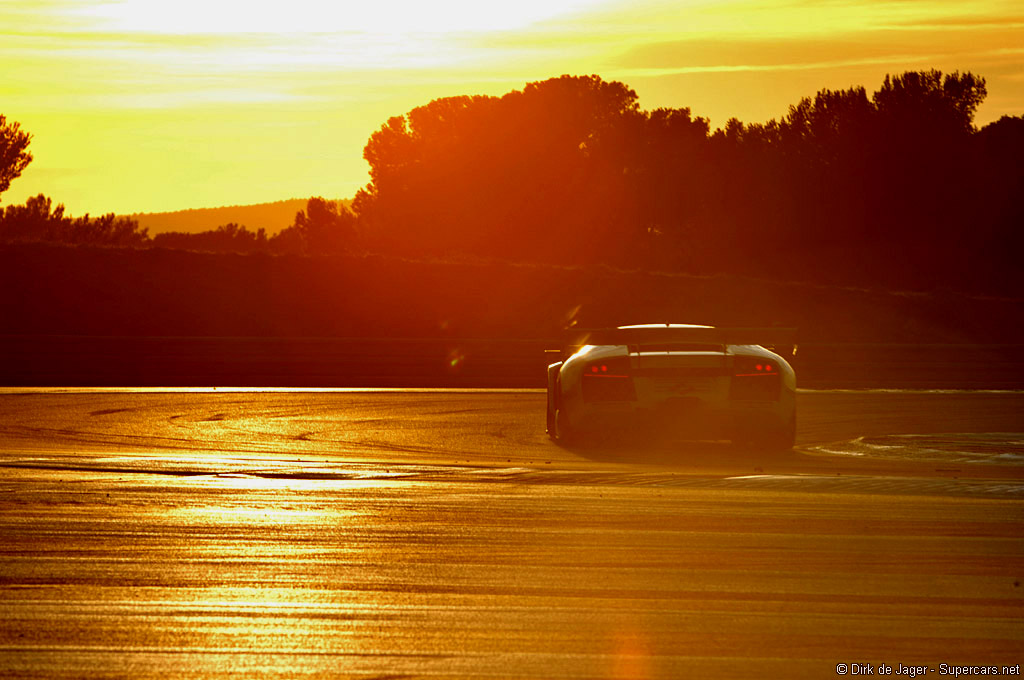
left=1, top=389, right=1023, bottom=678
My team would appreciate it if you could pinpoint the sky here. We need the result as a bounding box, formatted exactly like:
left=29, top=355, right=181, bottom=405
left=2, top=0, right=1022, bottom=215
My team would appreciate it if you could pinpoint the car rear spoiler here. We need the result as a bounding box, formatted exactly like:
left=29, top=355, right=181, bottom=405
left=549, top=326, right=798, bottom=357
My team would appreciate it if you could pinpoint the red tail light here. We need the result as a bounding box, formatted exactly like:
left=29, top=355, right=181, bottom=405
left=585, top=356, right=630, bottom=378
left=582, top=357, right=636, bottom=402
left=731, top=356, right=782, bottom=400
left=734, top=356, right=778, bottom=377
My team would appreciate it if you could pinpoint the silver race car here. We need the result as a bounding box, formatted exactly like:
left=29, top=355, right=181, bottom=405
left=546, top=324, right=796, bottom=450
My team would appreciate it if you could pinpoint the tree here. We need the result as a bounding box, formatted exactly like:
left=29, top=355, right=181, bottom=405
left=972, top=115, right=1024, bottom=287
left=0, top=193, right=64, bottom=242
left=0, top=193, right=148, bottom=247
left=0, top=114, right=32, bottom=200
left=776, top=86, right=876, bottom=246
left=151, top=223, right=267, bottom=254
left=261, top=197, right=358, bottom=255
left=357, top=75, right=641, bottom=262
left=293, top=197, right=357, bottom=254
left=873, top=70, right=987, bottom=136
left=866, top=71, right=987, bottom=276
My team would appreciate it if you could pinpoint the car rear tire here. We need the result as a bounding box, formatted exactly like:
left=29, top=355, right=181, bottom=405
left=732, top=413, right=795, bottom=453
left=546, top=388, right=557, bottom=439
left=760, top=414, right=796, bottom=453
left=553, top=406, right=577, bottom=445
left=549, top=376, right=577, bottom=445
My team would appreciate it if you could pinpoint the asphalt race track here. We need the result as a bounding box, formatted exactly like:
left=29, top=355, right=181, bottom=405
left=1, top=389, right=1022, bottom=678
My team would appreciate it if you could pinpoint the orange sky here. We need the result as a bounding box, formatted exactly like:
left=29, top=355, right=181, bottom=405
left=3, top=0, right=1022, bottom=215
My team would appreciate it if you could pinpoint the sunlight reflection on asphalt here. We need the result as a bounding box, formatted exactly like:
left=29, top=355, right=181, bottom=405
left=2, top=390, right=1023, bottom=679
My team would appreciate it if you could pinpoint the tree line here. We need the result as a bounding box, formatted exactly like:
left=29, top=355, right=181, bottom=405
left=0, top=194, right=353, bottom=255
left=351, top=71, right=1021, bottom=291
left=2, top=70, right=1022, bottom=291
left=146, top=195, right=356, bottom=255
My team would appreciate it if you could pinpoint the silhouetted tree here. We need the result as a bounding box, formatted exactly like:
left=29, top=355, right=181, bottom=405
left=0, top=194, right=148, bottom=247
left=860, top=71, right=987, bottom=282
left=0, top=194, right=65, bottom=242
left=292, top=197, right=357, bottom=254
left=68, top=212, right=149, bottom=247
left=873, top=70, right=986, bottom=137
left=351, top=69, right=1009, bottom=289
left=152, top=223, right=268, bottom=254
left=775, top=86, right=877, bottom=248
left=971, top=115, right=1024, bottom=288
left=268, top=222, right=306, bottom=255
left=357, top=75, right=641, bottom=262
left=598, top=106, right=715, bottom=269
left=0, top=115, right=32, bottom=200
left=263, top=197, right=357, bottom=255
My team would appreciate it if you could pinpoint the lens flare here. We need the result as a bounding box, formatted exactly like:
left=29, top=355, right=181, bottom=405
left=447, top=348, right=466, bottom=371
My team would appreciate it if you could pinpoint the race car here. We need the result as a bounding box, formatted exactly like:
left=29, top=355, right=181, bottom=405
left=546, top=324, right=796, bottom=450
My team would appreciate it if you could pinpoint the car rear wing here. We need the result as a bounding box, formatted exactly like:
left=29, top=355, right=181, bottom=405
left=549, top=326, right=798, bottom=359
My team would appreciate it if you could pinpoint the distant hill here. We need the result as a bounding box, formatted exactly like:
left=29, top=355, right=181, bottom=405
left=126, top=198, right=344, bottom=236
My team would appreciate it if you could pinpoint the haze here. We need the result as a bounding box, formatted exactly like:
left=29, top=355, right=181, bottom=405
left=3, top=0, right=1022, bottom=214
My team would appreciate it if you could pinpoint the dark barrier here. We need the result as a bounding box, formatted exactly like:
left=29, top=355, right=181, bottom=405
left=2, top=335, right=1023, bottom=389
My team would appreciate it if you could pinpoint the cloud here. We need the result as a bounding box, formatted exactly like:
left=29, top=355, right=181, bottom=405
left=604, top=20, right=1023, bottom=94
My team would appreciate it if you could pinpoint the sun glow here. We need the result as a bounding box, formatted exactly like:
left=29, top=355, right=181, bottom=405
left=3, top=0, right=1021, bottom=215
left=85, top=0, right=600, bottom=35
